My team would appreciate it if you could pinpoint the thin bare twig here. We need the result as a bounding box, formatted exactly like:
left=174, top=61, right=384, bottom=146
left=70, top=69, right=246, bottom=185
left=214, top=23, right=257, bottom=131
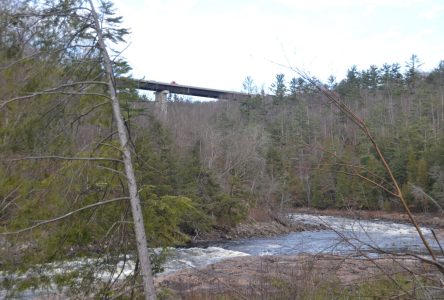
left=370, top=247, right=444, bottom=274
left=292, top=67, right=440, bottom=264
left=339, top=170, right=399, bottom=198
left=410, top=184, right=444, bottom=214
left=96, top=165, right=127, bottom=178
left=0, top=197, right=129, bottom=235
left=0, top=81, right=109, bottom=109
left=3, top=156, right=123, bottom=164
left=431, top=229, right=444, bottom=257
left=312, top=161, right=398, bottom=197
left=70, top=100, right=110, bottom=126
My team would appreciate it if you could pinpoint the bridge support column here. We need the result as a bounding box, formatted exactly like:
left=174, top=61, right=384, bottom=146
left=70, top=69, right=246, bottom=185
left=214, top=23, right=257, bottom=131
left=154, top=90, right=169, bottom=120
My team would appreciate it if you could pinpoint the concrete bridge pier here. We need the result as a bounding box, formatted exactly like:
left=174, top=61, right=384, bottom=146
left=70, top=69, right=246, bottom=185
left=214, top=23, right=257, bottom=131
left=154, top=90, right=169, bottom=120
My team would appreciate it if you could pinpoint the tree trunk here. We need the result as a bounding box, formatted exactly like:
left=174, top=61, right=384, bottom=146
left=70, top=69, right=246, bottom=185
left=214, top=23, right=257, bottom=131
left=88, top=1, right=156, bottom=299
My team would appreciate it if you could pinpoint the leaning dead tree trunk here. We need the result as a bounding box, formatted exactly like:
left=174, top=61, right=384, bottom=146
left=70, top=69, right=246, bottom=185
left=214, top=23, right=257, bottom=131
left=294, top=69, right=443, bottom=273
left=88, top=1, right=156, bottom=299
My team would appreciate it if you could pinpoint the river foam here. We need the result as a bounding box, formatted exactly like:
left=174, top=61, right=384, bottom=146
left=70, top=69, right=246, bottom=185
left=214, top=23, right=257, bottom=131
left=160, top=247, right=250, bottom=274
left=289, top=213, right=432, bottom=236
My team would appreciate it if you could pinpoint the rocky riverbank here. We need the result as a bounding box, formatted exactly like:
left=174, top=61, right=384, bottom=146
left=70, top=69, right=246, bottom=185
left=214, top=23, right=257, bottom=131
left=155, top=253, right=438, bottom=299
left=191, top=216, right=325, bottom=244
left=190, top=207, right=444, bottom=244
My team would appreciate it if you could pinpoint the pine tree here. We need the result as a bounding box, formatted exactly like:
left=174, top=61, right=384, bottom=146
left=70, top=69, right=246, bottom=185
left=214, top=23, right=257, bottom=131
left=0, top=0, right=158, bottom=297
left=270, top=73, right=287, bottom=101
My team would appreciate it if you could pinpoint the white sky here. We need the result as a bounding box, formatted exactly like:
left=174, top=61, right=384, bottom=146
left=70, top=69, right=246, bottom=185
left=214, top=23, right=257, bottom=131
left=112, top=0, right=444, bottom=92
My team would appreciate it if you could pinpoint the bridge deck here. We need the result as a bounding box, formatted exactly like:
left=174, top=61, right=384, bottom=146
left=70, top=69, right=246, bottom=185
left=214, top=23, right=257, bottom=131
left=124, top=79, right=252, bottom=100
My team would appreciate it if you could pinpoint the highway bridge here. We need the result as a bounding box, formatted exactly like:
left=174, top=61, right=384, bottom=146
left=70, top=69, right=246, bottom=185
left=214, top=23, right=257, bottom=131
left=122, top=79, right=253, bottom=101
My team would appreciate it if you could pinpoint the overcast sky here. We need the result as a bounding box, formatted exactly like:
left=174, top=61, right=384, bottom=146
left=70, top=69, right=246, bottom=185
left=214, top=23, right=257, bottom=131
left=112, top=0, right=444, bottom=92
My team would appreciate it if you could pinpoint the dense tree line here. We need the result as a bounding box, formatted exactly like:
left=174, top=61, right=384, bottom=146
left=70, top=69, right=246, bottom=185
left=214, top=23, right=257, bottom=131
left=163, top=58, right=444, bottom=214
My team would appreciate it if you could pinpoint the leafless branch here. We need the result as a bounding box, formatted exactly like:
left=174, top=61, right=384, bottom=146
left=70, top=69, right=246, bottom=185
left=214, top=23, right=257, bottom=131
left=431, top=229, right=444, bottom=256
left=307, top=141, right=396, bottom=191
left=292, top=66, right=440, bottom=264
left=338, top=170, right=399, bottom=197
left=371, top=247, right=444, bottom=274
left=96, top=165, right=127, bottom=178
left=3, top=156, right=123, bottom=164
left=0, top=197, right=129, bottom=235
left=0, top=81, right=109, bottom=109
left=410, top=184, right=444, bottom=214
left=109, top=284, right=143, bottom=300
left=70, top=100, right=110, bottom=126
left=312, top=161, right=397, bottom=197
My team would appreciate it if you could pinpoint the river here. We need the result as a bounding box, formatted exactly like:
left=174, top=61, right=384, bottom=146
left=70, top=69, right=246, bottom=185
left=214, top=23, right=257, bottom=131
left=163, top=213, right=441, bottom=273
left=2, top=213, right=442, bottom=298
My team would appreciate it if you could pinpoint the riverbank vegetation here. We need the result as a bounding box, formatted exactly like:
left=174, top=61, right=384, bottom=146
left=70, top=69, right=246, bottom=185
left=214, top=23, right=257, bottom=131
left=156, top=254, right=442, bottom=299
left=1, top=0, right=444, bottom=298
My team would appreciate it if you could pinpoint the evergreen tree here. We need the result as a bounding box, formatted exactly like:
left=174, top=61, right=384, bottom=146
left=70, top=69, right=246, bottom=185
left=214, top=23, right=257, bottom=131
left=270, top=73, right=287, bottom=101
left=405, top=54, right=422, bottom=93
left=0, top=1, right=160, bottom=297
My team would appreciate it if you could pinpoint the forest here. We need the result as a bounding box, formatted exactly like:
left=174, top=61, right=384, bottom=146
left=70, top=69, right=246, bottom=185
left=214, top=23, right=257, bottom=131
left=154, top=55, right=444, bottom=215
left=1, top=0, right=444, bottom=298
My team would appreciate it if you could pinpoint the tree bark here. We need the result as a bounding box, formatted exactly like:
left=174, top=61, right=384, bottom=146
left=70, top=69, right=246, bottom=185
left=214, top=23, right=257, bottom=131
left=87, top=1, right=156, bottom=299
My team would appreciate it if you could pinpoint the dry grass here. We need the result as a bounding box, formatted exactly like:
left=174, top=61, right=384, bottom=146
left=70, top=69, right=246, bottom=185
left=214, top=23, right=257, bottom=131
left=156, top=254, right=444, bottom=299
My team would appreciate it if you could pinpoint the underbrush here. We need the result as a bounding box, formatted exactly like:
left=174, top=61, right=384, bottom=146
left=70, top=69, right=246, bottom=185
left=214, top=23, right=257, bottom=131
left=170, top=274, right=441, bottom=300
left=157, top=255, right=444, bottom=300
